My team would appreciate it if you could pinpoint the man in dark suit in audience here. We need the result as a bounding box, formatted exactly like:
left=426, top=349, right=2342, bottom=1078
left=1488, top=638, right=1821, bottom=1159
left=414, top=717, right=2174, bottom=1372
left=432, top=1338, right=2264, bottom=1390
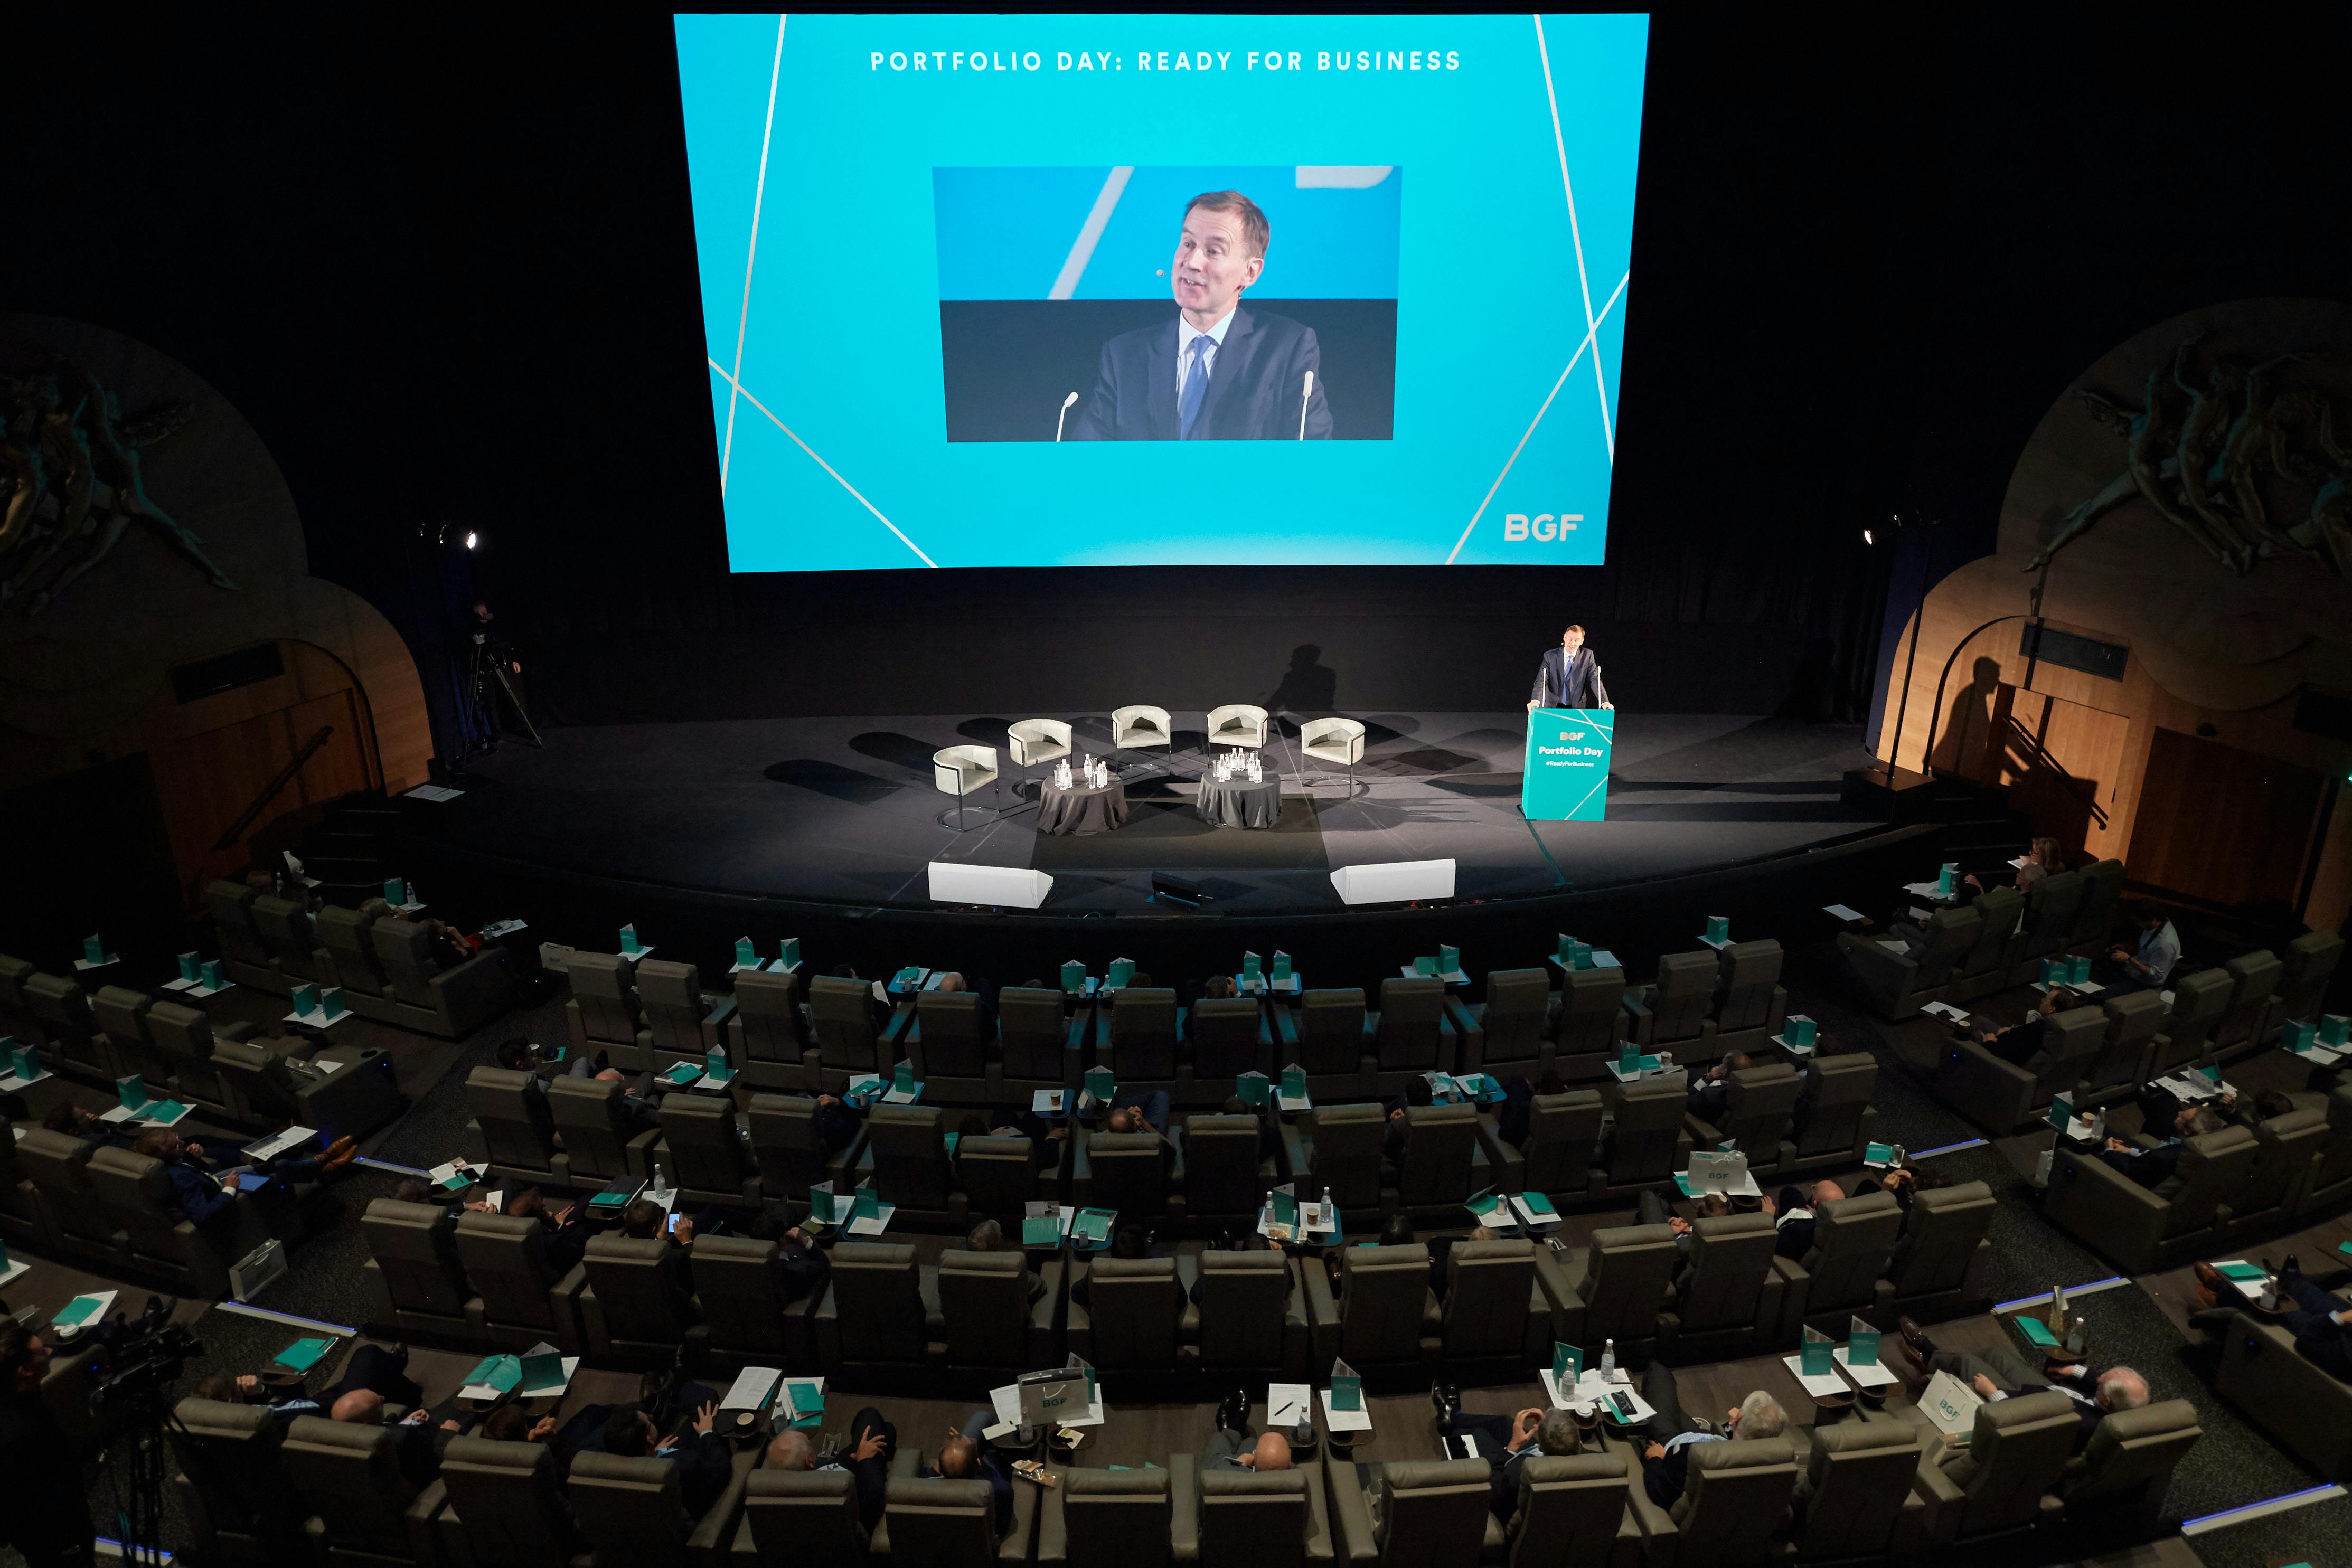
left=1762, top=1179, right=1841, bottom=1259
left=1383, top=1075, right=1435, bottom=1165
left=1972, top=988, right=2071, bottom=1065
left=1432, top=1397, right=1581, bottom=1520
left=928, top=1416, right=1013, bottom=1535
left=620, top=1197, right=704, bottom=1312
left=1221, top=1094, right=1283, bottom=1163
left=560, top=1394, right=730, bottom=1516
left=2099, top=1106, right=2225, bottom=1191
left=766, top=1416, right=893, bottom=1531
left=1886, top=1317, right=2147, bottom=1453
left=1686, top=1053, right=1750, bottom=1122
left=965, top=1218, right=1049, bottom=1305
left=2270, top=1258, right=2352, bottom=1380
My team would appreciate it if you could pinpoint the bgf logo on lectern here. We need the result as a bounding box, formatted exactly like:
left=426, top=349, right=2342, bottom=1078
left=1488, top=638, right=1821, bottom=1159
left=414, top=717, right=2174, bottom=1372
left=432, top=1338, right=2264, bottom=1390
left=1502, top=513, right=1584, bottom=541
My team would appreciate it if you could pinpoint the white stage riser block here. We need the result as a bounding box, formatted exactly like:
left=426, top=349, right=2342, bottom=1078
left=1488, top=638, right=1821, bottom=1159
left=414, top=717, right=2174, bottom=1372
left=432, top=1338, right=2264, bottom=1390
left=928, top=863, right=1054, bottom=909
left=1329, top=858, right=1456, bottom=906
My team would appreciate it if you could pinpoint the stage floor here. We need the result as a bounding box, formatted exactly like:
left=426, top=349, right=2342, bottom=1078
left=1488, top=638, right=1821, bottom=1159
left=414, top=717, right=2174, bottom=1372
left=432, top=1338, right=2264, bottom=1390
left=428, top=711, right=1881, bottom=916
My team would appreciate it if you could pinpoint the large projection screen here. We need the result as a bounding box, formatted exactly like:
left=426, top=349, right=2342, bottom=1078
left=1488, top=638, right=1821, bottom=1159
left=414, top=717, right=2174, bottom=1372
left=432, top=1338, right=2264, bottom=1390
left=675, top=14, right=1649, bottom=570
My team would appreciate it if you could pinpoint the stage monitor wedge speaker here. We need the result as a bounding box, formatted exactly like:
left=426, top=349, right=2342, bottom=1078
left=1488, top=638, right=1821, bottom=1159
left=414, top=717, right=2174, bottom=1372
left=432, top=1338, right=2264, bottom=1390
left=1329, top=858, right=1457, bottom=906
left=928, top=862, right=1053, bottom=909
left=1151, top=870, right=1206, bottom=905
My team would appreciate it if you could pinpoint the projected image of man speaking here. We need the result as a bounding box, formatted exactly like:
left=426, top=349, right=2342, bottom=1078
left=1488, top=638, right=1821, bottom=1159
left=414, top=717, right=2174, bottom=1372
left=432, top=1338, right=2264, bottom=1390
left=1074, top=191, right=1334, bottom=441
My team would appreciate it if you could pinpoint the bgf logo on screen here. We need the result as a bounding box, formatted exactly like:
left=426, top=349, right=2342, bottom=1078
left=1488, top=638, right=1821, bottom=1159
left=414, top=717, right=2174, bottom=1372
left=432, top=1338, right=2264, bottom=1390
left=1501, top=513, right=1584, bottom=542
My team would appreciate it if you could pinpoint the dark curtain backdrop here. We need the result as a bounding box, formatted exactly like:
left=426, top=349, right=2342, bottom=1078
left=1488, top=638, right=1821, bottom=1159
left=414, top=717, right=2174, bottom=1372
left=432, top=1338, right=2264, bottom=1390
left=3, top=10, right=2346, bottom=744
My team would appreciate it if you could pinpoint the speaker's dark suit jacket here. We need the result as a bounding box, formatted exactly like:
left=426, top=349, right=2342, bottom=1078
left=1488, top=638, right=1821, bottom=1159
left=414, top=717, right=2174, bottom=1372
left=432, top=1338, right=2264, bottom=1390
left=1074, top=306, right=1332, bottom=441
left=1530, top=645, right=1610, bottom=709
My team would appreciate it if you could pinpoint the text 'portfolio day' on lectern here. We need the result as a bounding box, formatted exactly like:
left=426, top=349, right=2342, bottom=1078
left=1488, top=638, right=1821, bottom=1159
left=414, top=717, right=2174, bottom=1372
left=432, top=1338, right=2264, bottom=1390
left=1521, top=707, right=1613, bottom=821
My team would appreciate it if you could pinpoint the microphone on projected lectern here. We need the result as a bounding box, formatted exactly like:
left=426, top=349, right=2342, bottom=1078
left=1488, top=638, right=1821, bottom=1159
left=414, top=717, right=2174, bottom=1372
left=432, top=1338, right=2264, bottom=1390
left=1297, top=371, right=1315, bottom=440
left=1056, top=390, right=1078, bottom=443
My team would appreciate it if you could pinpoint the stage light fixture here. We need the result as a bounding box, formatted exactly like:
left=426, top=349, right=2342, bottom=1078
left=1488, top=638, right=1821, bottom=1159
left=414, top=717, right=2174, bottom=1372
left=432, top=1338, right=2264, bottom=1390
left=1862, top=528, right=1874, bottom=545
left=464, top=531, right=478, bottom=550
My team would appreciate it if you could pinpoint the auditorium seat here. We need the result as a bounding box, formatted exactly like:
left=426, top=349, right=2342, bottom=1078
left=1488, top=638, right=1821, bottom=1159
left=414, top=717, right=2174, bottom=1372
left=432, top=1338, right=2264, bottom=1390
left=1684, top=1062, right=1803, bottom=1178
left=26, top=970, right=114, bottom=1081
left=746, top=1092, right=863, bottom=1208
left=144, top=998, right=248, bottom=1116
left=1597, top=1075, right=1690, bottom=1194
left=816, top=1241, right=936, bottom=1365
left=454, top=1210, right=586, bottom=1352
left=13, top=1127, right=123, bottom=1264
left=1621, top=950, right=1716, bottom=1057
left=860, top=1102, right=965, bottom=1220
left=2044, top=1125, right=2257, bottom=1272
left=214, top=1035, right=404, bottom=1140
left=1946, top=885, right=2025, bottom=1001
left=2068, top=859, right=2128, bottom=952
left=361, top=1196, right=474, bottom=1339
left=1037, top=1459, right=1181, bottom=1568
left=1112, top=704, right=1172, bottom=752
left=2300, top=1084, right=2352, bottom=1212
left=569, top=1446, right=755, bottom=1564
left=657, top=1092, right=763, bottom=1207
left=1935, top=1002, right=2103, bottom=1133
left=0, top=951, right=42, bottom=1040
left=735, top=1466, right=867, bottom=1568
left=1193, top=1455, right=1328, bottom=1568
left=1708, top=939, right=1787, bottom=1060
left=2057, top=1400, right=2202, bottom=1529
left=1663, top=1437, right=1798, bottom=1565
left=1542, top=1222, right=1675, bottom=1356
left=90, top=983, right=164, bottom=1087
left=0, top=1109, right=45, bottom=1248
left=87, top=1144, right=243, bottom=1297
left=580, top=1233, right=699, bottom=1358
left=2217, top=1308, right=2352, bottom=1482
left=168, top=1396, right=308, bottom=1563
left=2279, top=928, right=2344, bottom=1026
left=1790, top=1052, right=1880, bottom=1170
left=1183, top=995, right=1273, bottom=1100
left=1836, top=905, right=1980, bottom=1021
left=1440, top=1236, right=1545, bottom=1365
left=1368, top=975, right=1453, bottom=1090
left=567, top=951, right=653, bottom=1071
left=1482, top=1089, right=1604, bottom=1203
left=635, top=958, right=727, bottom=1072
left=1176, top=1113, right=1273, bottom=1223
left=1881, top=1179, right=1995, bottom=1323
left=1337, top=1241, right=1441, bottom=1365
left=1207, top=703, right=1270, bottom=750
left=1447, top=966, right=1551, bottom=1079
left=2213, top=948, right=2283, bottom=1061
left=1197, top=1250, right=1313, bottom=1374
left=1104, top=986, right=1181, bottom=1088
left=1067, top=1254, right=1187, bottom=1370
left=2073, top=990, right=2166, bottom=1110
left=872, top=1471, right=1036, bottom=1563
left=1776, top=1189, right=1903, bottom=1335
left=1906, top=1391, right=2079, bottom=1547
left=808, top=974, right=897, bottom=1088
left=252, top=894, right=332, bottom=985
left=1551, top=966, right=1627, bottom=1084
left=282, top=1413, right=444, bottom=1567
left=206, top=880, right=279, bottom=991
left=550, top=1073, right=661, bottom=1185
left=436, top=1437, right=578, bottom=1565
left=1281, top=987, right=1375, bottom=1101
left=317, top=905, right=390, bottom=1002
left=1283, top=1103, right=1384, bottom=1219
left=1999, top=872, right=2079, bottom=986
left=901, top=988, right=996, bottom=1100
left=1787, top=1415, right=1932, bottom=1557
left=1391, top=1101, right=1485, bottom=1212
left=2230, top=1106, right=2327, bottom=1231
left=729, top=967, right=817, bottom=1090
left=463, top=1066, right=570, bottom=1188
left=371, top=918, right=513, bottom=1039
left=1074, top=1128, right=1178, bottom=1222
left=1504, top=1451, right=1647, bottom=1568
left=936, top=1246, right=1058, bottom=1370
left=957, top=1133, right=1041, bottom=1219
left=1328, top=1456, right=1499, bottom=1568
left=694, top=1233, right=810, bottom=1367
left=996, top=986, right=1086, bottom=1100
left=2150, top=967, right=2233, bottom=1075
left=1662, top=1212, right=1784, bottom=1358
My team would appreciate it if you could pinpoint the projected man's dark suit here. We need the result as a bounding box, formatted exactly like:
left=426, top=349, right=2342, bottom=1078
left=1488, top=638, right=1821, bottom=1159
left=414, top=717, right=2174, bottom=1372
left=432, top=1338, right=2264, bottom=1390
left=1074, top=306, right=1333, bottom=441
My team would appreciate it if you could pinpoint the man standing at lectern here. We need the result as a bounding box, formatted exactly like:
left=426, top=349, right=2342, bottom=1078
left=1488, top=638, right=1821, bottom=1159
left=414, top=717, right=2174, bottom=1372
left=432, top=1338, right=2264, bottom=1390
left=1528, top=625, right=1612, bottom=715
left=1074, top=190, right=1333, bottom=441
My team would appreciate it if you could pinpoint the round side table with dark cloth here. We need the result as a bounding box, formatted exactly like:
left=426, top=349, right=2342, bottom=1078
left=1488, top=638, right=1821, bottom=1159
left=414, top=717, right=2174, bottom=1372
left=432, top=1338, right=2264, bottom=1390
left=1037, top=777, right=1129, bottom=835
left=1198, top=774, right=1283, bottom=829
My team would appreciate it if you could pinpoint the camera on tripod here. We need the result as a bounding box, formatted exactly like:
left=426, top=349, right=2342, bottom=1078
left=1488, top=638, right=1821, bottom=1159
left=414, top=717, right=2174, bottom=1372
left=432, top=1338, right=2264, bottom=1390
left=91, top=1320, right=202, bottom=1409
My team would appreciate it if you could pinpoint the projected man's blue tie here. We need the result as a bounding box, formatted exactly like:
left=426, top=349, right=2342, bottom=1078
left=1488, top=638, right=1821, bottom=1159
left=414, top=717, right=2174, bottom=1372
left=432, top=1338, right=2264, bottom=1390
left=1179, top=334, right=1213, bottom=440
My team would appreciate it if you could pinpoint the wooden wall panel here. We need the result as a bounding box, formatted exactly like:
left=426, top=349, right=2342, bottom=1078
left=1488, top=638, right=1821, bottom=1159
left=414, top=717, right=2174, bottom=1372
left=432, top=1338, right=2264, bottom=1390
left=2127, top=729, right=2326, bottom=909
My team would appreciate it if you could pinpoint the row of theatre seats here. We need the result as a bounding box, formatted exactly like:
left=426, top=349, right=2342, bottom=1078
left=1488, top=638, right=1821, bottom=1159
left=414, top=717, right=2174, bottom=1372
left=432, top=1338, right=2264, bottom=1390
left=202, top=880, right=514, bottom=1038
left=550, top=935, right=1801, bottom=1108
left=381, top=1071, right=1994, bottom=1383
left=0, top=962, right=404, bottom=1136
left=1834, top=859, right=2128, bottom=1019
left=165, top=1366, right=2198, bottom=1568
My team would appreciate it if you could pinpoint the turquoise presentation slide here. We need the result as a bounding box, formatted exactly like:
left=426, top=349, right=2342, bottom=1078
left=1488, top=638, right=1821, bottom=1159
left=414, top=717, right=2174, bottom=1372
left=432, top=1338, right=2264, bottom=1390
left=674, top=13, right=1648, bottom=570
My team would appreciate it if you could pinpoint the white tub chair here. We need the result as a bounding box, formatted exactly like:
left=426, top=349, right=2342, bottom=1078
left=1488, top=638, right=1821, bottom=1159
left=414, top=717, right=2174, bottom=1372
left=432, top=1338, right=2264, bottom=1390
left=1112, top=705, right=1173, bottom=751
left=1207, top=704, right=1270, bottom=751
left=1301, top=716, right=1367, bottom=794
left=1007, top=719, right=1073, bottom=794
left=933, top=745, right=1000, bottom=830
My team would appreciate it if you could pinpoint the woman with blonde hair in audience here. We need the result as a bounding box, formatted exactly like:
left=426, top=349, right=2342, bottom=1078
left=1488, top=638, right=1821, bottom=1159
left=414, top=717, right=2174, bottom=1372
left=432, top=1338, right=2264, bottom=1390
left=1963, top=834, right=2062, bottom=898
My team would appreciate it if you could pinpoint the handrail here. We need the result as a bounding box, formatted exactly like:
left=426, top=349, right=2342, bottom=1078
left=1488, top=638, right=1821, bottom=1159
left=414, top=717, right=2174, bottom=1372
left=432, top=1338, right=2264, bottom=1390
left=211, top=725, right=335, bottom=852
left=2002, top=715, right=2109, bottom=830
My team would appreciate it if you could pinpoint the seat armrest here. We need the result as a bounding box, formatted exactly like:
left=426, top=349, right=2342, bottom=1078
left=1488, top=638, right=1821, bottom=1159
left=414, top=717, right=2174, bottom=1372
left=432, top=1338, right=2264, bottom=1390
left=549, top=1263, right=589, bottom=1355
left=1324, top=1458, right=1377, bottom=1564
left=624, top=1127, right=664, bottom=1176
left=1620, top=1447, right=1678, bottom=1553
left=1302, top=1454, right=1337, bottom=1563
left=1031, top=1256, right=1063, bottom=1361
left=218, top=1019, right=256, bottom=1044
left=428, top=950, right=516, bottom=1032
left=1302, top=1253, right=1340, bottom=1375
left=1037, top=1469, right=1068, bottom=1564
left=812, top=1283, right=840, bottom=1364
left=1445, top=997, right=1484, bottom=1071
left=1535, top=1246, right=1588, bottom=1345
left=689, top=1444, right=761, bottom=1566
left=1001, top=1464, right=1040, bottom=1564
left=1170, top=1451, right=1200, bottom=1562
left=1770, top=1255, right=1809, bottom=1342
left=403, top=1477, right=446, bottom=1567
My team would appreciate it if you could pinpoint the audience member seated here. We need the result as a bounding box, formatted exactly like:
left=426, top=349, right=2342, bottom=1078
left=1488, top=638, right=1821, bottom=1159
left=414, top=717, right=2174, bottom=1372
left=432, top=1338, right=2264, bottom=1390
left=1382, top=1075, right=1435, bottom=1163
left=1883, top=1315, right=2147, bottom=1452
left=964, top=1217, right=1048, bottom=1303
left=2102, top=902, right=2181, bottom=995
left=2100, top=1107, right=2227, bottom=1190
left=1686, top=1052, right=1750, bottom=1121
left=558, top=1386, right=730, bottom=1516
left=1202, top=1388, right=1294, bottom=1476
left=1431, top=1394, right=1582, bottom=1520
left=1972, top=988, right=2072, bottom=1066
left=1962, top=836, right=2061, bottom=899
left=205, top=1341, right=428, bottom=1426
left=927, top=1411, right=1014, bottom=1534
left=1639, top=1381, right=1786, bottom=1508
left=618, top=1196, right=703, bottom=1306
left=765, top=1414, right=895, bottom=1531
left=1636, top=1187, right=1732, bottom=1269
left=1762, top=1178, right=1842, bottom=1258
left=2247, top=1257, right=2352, bottom=1379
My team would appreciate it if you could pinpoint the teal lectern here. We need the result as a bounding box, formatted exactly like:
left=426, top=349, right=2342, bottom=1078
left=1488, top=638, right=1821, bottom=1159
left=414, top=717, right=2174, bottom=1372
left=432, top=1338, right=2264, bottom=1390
left=1522, top=708, right=1614, bottom=820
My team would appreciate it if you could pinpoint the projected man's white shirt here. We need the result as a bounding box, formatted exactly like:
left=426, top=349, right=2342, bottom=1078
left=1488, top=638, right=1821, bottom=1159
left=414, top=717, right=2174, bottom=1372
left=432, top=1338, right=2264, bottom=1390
left=1176, top=308, right=1236, bottom=402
